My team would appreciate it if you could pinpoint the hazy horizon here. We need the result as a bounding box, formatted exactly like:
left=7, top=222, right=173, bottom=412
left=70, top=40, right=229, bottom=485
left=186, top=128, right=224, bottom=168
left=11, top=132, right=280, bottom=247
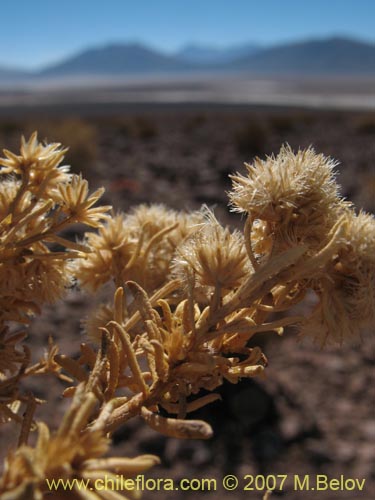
left=2, top=0, right=375, bottom=70
left=5, top=34, right=375, bottom=72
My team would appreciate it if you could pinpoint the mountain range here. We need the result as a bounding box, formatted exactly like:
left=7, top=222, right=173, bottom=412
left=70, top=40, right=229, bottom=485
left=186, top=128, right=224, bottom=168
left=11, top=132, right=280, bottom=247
left=1, top=36, right=375, bottom=86
left=176, top=42, right=261, bottom=64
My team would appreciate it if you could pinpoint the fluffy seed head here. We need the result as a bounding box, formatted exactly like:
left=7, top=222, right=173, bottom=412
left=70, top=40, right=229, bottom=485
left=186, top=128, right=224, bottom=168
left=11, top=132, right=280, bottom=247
left=76, top=205, right=206, bottom=293
left=173, top=210, right=250, bottom=289
left=302, top=210, right=375, bottom=344
left=229, top=145, right=348, bottom=253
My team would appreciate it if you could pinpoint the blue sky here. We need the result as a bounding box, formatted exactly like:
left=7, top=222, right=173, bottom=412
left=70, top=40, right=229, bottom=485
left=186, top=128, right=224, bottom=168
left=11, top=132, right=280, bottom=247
left=2, top=0, right=374, bottom=69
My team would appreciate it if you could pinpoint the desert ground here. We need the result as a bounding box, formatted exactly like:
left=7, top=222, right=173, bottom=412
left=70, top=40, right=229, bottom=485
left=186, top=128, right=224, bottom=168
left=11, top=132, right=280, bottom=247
left=0, top=102, right=374, bottom=499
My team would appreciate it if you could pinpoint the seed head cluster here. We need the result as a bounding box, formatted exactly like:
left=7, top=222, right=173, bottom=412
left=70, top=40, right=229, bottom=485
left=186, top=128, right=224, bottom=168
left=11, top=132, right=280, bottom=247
left=0, top=134, right=373, bottom=500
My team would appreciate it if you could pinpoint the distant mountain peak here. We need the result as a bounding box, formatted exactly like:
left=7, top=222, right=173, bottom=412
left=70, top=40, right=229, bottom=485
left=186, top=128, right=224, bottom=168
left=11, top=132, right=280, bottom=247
left=228, top=35, right=375, bottom=74
left=39, top=42, right=194, bottom=77
left=0, top=35, right=374, bottom=86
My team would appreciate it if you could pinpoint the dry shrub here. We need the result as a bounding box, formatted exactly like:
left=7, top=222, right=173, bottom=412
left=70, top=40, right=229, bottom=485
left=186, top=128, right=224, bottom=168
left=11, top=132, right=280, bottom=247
left=0, top=133, right=373, bottom=500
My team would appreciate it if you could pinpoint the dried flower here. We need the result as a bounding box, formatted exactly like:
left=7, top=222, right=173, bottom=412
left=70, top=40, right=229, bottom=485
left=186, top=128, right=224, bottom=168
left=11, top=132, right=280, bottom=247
left=56, top=174, right=111, bottom=227
left=229, top=146, right=348, bottom=256
left=76, top=205, right=205, bottom=293
left=303, top=210, right=375, bottom=344
left=0, top=134, right=111, bottom=327
left=0, top=132, right=67, bottom=176
left=74, top=213, right=137, bottom=291
left=0, top=256, right=73, bottom=320
left=173, top=210, right=250, bottom=290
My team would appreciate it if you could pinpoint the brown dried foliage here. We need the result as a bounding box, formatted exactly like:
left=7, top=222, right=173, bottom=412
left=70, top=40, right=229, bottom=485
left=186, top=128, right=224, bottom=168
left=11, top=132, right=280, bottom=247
left=0, top=135, right=373, bottom=499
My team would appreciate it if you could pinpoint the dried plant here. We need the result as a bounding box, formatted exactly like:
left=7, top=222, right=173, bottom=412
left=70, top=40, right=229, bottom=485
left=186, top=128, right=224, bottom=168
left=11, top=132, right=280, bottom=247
left=0, top=134, right=374, bottom=499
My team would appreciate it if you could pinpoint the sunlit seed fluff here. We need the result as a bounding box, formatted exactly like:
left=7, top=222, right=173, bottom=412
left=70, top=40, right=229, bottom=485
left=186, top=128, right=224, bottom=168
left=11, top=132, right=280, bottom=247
left=74, top=214, right=138, bottom=292
left=125, top=203, right=205, bottom=247
left=86, top=212, right=136, bottom=252
left=334, top=210, right=375, bottom=326
left=302, top=210, right=375, bottom=344
left=229, top=145, right=340, bottom=218
left=77, top=204, right=206, bottom=293
left=0, top=257, right=71, bottom=306
left=24, top=258, right=73, bottom=304
left=123, top=205, right=181, bottom=285
left=173, top=212, right=250, bottom=289
left=229, top=145, right=347, bottom=252
left=73, top=246, right=115, bottom=292
left=126, top=203, right=180, bottom=237
left=125, top=204, right=206, bottom=288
